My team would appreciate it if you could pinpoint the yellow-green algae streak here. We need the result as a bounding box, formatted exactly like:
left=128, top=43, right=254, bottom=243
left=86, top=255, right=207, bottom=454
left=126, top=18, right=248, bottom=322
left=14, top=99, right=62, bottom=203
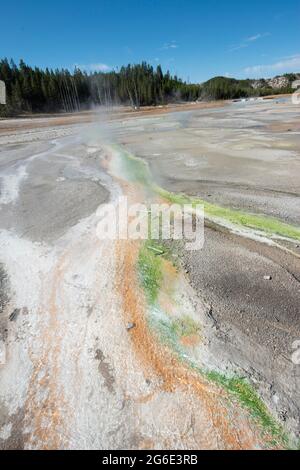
left=137, top=240, right=295, bottom=449
left=118, top=144, right=299, bottom=449
left=114, top=145, right=300, bottom=242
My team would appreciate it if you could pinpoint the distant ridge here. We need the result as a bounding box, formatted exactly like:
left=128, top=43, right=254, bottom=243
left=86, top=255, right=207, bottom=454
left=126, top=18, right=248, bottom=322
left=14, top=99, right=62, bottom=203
left=0, top=58, right=299, bottom=116
left=200, top=73, right=300, bottom=100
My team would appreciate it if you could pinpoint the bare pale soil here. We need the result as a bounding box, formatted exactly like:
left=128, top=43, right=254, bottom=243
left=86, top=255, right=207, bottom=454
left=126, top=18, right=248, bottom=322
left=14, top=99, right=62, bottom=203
left=0, top=98, right=299, bottom=449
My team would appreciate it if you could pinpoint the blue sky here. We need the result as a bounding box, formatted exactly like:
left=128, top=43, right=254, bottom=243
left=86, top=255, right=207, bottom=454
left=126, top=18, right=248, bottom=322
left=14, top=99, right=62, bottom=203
left=1, top=0, right=300, bottom=82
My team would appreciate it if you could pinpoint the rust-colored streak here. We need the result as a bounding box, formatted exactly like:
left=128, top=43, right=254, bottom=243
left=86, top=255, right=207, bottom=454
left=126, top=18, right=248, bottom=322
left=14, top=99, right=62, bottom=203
left=116, top=238, right=274, bottom=450
left=23, top=253, right=70, bottom=450
left=104, top=142, right=279, bottom=450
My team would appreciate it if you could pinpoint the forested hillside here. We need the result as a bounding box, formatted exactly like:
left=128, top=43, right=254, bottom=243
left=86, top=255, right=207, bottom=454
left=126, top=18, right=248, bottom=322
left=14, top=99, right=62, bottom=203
left=0, top=58, right=296, bottom=116
left=201, top=76, right=295, bottom=100
left=0, top=59, right=201, bottom=116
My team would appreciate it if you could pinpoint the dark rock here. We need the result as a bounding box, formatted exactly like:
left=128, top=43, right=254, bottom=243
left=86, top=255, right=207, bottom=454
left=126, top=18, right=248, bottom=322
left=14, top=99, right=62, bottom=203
left=9, top=308, right=21, bottom=322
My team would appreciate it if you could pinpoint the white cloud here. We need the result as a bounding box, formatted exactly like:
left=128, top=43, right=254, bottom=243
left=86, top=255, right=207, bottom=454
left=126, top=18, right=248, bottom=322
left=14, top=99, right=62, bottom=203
left=228, top=43, right=248, bottom=52
left=228, top=32, right=270, bottom=52
left=244, top=54, right=300, bottom=76
left=88, top=63, right=111, bottom=72
left=246, top=32, right=270, bottom=42
left=75, top=62, right=111, bottom=72
left=160, top=41, right=178, bottom=50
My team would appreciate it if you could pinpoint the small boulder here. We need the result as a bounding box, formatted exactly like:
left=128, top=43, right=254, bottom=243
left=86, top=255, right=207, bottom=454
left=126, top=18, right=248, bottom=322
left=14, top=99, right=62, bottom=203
left=126, top=322, right=136, bottom=331
left=9, top=308, right=21, bottom=322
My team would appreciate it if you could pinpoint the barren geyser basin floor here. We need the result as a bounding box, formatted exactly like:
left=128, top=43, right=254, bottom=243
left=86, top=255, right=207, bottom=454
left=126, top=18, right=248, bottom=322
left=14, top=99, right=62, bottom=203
left=0, top=98, right=299, bottom=449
